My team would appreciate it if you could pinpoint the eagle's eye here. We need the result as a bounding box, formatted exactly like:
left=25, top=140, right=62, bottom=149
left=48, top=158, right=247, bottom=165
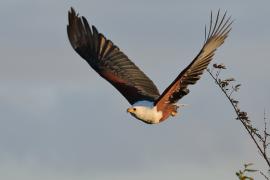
left=133, top=108, right=136, bottom=111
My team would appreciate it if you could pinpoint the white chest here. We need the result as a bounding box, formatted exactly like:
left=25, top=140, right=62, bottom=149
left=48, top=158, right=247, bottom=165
left=133, top=106, right=163, bottom=124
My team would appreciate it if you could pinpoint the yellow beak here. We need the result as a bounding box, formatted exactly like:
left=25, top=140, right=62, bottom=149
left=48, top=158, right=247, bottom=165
left=127, top=108, right=134, bottom=113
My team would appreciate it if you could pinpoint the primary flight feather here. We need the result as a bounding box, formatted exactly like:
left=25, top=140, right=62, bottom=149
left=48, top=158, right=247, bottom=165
left=67, top=8, right=232, bottom=124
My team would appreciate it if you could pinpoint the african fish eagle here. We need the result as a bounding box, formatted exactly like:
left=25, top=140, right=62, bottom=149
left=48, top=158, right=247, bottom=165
left=67, top=8, right=232, bottom=124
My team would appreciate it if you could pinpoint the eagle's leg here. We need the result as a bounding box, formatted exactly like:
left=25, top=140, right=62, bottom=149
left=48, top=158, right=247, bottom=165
left=170, top=104, right=179, bottom=117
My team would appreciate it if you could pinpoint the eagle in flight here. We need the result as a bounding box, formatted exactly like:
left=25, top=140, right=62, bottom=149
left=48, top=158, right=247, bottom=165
left=67, top=8, right=232, bottom=124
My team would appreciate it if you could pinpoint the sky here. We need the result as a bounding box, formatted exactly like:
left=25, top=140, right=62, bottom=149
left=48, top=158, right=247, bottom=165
left=0, top=0, right=270, bottom=180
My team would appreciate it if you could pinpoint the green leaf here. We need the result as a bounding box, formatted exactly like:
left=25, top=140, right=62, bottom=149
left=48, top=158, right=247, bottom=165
left=245, top=169, right=258, bottom=172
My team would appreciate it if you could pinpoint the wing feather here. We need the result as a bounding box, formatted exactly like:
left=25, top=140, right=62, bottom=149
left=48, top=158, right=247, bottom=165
left=155, top=10, right=232, bottom=110
left=67, top=8, right=160, bottom=104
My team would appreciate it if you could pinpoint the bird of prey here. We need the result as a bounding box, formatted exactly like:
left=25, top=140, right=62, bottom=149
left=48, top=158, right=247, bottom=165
left=67, top=8, right=232, bottom=124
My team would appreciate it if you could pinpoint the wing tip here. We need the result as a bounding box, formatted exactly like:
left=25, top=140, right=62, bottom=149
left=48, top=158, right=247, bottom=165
left=69, top=7, right=76, bottom=16
left=205, top=9, right=233, bottom=43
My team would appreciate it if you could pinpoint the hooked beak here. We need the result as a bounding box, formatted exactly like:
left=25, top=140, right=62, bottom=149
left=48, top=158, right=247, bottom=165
left=127, top=108, right=134, bottom=113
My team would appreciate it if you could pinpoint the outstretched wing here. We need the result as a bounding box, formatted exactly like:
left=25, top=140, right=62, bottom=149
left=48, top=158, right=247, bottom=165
left=67, top=8, right=160, bottom=104
left=155, top=10, right=232, bottom=110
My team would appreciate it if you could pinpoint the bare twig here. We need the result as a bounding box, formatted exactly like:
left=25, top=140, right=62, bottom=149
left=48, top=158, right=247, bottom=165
left=207, top=64, right=270, bottom=170
left=260, top=171, right=270, bottom=180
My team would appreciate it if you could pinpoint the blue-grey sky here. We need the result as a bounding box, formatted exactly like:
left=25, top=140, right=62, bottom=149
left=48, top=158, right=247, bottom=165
left=0, top=1, right=270, bottom=180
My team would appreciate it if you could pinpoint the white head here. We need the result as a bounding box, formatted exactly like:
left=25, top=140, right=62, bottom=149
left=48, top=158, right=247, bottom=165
left=127, top=106, right=162, bottom=124
left=127, top=106, right=146, bottom=120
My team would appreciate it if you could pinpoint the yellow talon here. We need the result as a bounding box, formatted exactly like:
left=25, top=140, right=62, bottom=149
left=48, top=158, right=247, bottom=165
left=171, top=111, right=177, bottom=116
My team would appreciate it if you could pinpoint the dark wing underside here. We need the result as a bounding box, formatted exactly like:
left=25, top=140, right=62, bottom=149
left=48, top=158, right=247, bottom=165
left=155, top=10, right=232, bottom=110
left=67, top=8, right=160, bottom=104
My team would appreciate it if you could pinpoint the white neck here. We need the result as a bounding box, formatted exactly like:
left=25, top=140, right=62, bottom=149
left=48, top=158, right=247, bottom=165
left=131, top=106, right=163, bottom=124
